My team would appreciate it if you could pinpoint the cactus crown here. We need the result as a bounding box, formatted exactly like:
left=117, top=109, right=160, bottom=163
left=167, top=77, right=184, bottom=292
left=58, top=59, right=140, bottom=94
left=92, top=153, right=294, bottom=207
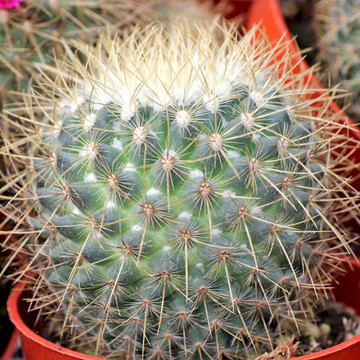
left=1, top=22, right=358, bottom=359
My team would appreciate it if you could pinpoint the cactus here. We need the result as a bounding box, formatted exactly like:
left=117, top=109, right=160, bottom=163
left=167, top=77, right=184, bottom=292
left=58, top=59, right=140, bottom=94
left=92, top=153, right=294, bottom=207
left=315, top=0, right=360, bottom=120
left=1, top=21, right=358, bottom=359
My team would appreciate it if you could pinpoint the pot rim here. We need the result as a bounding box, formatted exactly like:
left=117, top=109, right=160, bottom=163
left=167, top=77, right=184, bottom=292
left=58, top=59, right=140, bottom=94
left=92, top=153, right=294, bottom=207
left=7, top=281, right=104, bottom=360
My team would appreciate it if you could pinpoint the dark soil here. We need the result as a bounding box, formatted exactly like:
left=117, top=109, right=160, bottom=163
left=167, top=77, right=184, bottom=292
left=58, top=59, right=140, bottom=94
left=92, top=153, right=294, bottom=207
left=296, top=300, right=360, bottom=356
left=258, top=300, right=360, bottom=359
left=280, top=0, right=318, bottom=67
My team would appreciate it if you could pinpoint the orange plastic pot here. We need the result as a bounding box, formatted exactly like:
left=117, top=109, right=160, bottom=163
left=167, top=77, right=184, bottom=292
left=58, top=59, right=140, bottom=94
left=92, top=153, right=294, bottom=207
left=7, top=282, right=104, bottom=360
left=7, top=259, right=360, bottom=360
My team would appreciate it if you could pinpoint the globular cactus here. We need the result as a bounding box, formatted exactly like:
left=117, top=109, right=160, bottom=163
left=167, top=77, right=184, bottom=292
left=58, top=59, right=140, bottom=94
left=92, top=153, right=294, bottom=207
left=1, top=21, right=358, bottom=359
left=315, top=0, right=360, bottom=120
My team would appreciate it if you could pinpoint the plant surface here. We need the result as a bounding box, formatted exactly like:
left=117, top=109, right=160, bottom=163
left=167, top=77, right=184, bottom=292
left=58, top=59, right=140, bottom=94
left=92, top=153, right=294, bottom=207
left=1, top=21, right=359, bottom=359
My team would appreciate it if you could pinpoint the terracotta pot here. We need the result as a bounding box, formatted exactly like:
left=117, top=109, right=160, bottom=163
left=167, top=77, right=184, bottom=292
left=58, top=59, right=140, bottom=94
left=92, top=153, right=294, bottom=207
left=7, top=259, right=360, bottom=360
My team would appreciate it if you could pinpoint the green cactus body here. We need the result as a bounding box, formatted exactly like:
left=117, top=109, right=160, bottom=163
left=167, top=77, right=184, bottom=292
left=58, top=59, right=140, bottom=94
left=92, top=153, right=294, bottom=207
left=316, top=0, right=360, bottom=120
left=4, top=23, right=354, bottom=358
